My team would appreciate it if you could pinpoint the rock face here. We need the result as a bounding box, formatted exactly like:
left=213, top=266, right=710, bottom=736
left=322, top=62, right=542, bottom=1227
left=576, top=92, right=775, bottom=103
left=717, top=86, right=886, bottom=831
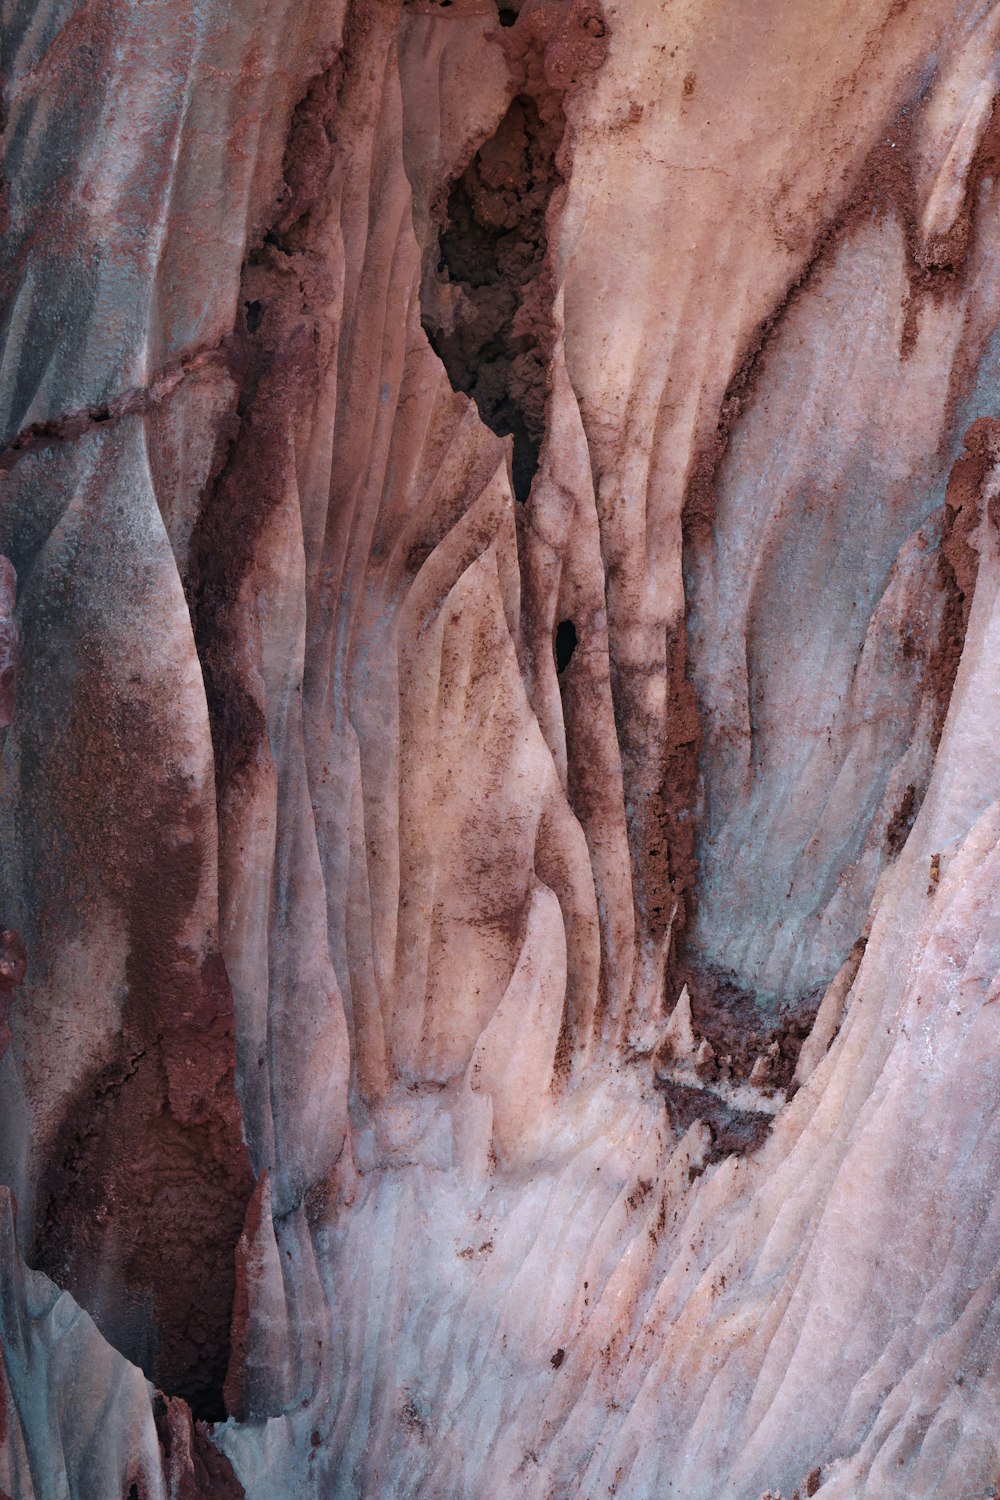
left=3, top=0, right=1000, bottom=1496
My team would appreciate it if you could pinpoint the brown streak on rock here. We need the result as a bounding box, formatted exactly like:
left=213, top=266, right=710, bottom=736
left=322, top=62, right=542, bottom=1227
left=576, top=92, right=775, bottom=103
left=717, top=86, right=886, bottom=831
left=186, top=57, right=343, bottom=794
left=675, top=85, right=1000, bottom=1030
left=0, top=340, right=237, bottom=476
left=222, top=1172, right=268, bottom=1423
left=930, top=417, right=1000, bottom=743
left=29, top=648, right=252, bottom=1416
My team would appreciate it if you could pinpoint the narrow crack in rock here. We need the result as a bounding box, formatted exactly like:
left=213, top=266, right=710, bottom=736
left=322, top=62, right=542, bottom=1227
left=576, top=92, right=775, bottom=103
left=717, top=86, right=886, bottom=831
left=0, top=338, right=236, bottom=474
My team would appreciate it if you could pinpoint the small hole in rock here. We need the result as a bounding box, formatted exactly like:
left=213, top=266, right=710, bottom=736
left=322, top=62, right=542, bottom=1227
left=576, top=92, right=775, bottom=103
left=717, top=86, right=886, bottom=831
left=555, top=619, right=577, bottom=674
left=245, top=300, right=263, bottom=333
left=498, top=5, right=518, bottom=23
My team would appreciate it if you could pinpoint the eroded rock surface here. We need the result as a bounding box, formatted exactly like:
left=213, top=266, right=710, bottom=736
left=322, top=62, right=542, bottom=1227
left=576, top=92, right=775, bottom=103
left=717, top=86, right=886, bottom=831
left=3, top=1, right=1000, bottom=1497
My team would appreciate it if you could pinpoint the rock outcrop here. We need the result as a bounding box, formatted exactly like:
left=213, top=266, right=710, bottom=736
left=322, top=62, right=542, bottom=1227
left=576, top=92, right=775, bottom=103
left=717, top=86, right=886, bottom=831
left=3, top=0, right=1000, bottom=1496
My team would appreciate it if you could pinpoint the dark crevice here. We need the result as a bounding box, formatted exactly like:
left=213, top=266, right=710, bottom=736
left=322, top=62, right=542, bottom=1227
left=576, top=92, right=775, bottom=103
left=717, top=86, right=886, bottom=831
left=153, top=1393, right=246, bottom=1498
left=422, top=91, right=565, bottom=503
left=653, top=958, right=839, bottom=1161
left=885, top=781, right=918, bottom=858
left=497, top=6, right=518, bottom=25
left=656, top=1079, right=772, bottom=1163
left=555, top=618, right=577, bottom=673
left=680, top=965, right=821, bottom=1091
left=929, top=417, right=999, bottom=745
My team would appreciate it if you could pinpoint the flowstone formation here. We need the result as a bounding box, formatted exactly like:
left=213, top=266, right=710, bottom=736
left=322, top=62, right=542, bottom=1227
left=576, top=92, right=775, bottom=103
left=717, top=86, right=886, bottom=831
left=3, top=1, right=1000, bottom=1497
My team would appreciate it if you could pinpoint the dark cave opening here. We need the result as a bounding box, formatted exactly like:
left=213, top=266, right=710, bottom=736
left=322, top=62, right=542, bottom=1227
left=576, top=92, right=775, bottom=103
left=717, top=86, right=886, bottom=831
left=555, top=618, right=577, bottom=673
left=422, top=92, right=565, bottom=503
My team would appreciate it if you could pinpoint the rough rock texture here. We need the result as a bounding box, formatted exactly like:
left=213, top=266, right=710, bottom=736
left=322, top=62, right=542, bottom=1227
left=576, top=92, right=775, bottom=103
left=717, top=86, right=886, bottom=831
left=3, top=0, right=1000, bottom=1496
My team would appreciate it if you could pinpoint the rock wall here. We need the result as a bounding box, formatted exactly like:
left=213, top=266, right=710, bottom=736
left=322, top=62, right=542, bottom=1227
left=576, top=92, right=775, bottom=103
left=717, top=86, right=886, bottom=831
left=3, top=1, right=1000, bottom=1497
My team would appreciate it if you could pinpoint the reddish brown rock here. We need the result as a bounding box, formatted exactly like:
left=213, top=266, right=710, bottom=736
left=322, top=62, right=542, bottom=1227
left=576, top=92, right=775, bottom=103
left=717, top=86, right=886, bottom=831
left=153, top=1393, right=245, bottom=1500
left=0, top=931, right=24, bottom=1065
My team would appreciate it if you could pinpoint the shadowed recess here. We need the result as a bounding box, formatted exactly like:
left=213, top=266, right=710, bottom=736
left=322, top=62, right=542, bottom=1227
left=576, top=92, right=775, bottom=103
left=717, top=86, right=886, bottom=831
left=422, top=92, right=565, bottom=502
left=555, top=618, right=577, bottom=673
